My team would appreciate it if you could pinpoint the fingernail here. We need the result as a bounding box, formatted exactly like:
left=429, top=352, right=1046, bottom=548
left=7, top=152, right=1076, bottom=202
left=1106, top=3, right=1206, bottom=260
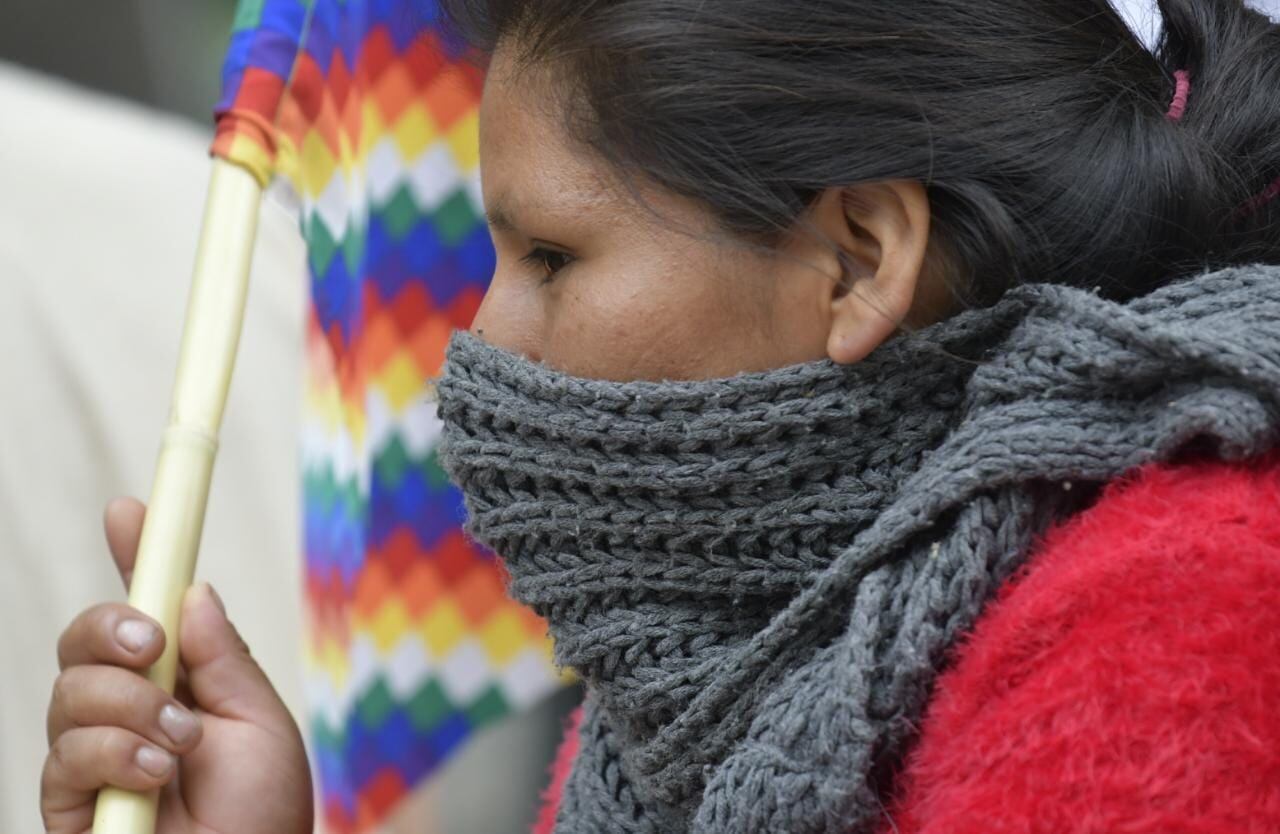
left=135, top=745, right=173, bottom=777
left=159, top=704, right=199, bottom=745
left=204, top=582, right=226, bottom=615
left=116, top=619, right=158, bottom=654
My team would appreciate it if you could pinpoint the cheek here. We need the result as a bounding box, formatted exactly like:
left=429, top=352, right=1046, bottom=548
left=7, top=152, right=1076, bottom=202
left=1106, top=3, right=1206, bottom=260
left=540, top=252, right=802, bottom=381
left=541, top=274, right=711, bottom=380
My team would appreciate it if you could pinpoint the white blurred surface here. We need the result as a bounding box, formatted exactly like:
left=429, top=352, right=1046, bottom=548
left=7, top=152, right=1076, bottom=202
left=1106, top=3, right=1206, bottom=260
left=1112, top=0, right=1280, bottom=48
left=0, top=61, right=309, bottom=832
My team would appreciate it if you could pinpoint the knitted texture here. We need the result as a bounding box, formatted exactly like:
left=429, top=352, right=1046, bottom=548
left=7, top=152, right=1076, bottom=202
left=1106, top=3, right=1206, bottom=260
left=436, top=264, right=1280, bottom=833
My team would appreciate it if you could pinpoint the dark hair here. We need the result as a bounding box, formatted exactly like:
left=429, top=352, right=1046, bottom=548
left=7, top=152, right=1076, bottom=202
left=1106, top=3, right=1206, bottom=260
left=442, top=0, right=1280, bottom=303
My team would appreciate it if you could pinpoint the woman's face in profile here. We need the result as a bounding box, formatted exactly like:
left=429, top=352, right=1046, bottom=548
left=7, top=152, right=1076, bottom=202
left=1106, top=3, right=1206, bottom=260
left=470, top=48, right=860, bottom=383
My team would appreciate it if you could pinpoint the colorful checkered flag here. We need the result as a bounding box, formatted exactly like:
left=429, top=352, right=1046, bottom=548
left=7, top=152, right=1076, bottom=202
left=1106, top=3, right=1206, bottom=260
left=213, top=2, right=568, bottom=831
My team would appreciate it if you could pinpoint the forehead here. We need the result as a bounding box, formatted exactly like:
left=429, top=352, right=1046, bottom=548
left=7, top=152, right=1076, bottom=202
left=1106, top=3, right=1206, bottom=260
left=478, top=50, right=620, bottom=220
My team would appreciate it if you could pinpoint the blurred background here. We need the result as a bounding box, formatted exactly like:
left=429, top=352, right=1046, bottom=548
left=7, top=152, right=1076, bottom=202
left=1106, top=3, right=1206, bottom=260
left=1, top=0, right=237, bottom=125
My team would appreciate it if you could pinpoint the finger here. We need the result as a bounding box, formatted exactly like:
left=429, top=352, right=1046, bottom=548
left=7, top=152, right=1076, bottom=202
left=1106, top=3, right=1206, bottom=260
left=41, top=726, right=175, bottom=827
left=181, top=583, right=292, bottom=723
left=103, top=497, right=145, bottom=588
left=47, top=664, right=203, bottom=752
left=57, top=603, right=164, bottom=672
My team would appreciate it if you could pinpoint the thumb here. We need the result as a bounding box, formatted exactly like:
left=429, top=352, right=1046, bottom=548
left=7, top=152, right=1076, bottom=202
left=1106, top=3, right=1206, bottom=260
left=179, top=583, right=291, bottom=725
left=103, top=497, right=146, bottom=588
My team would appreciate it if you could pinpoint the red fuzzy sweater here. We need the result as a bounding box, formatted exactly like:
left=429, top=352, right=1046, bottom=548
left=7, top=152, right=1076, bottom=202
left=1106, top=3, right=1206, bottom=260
left=536, top=456, right=1280, bottom=833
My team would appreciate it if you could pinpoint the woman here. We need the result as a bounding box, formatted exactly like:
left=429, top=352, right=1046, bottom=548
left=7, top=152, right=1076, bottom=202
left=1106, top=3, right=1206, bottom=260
left=41, top=1, right=1280, bottom=832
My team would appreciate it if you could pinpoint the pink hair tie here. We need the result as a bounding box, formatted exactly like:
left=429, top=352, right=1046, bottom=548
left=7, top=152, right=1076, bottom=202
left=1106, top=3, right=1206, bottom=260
left=1236, top=175, right=1280, bottom=220
left=1159, top=66, right=1279, bottom=222
left=1166, top=69, right=1191, bottom=122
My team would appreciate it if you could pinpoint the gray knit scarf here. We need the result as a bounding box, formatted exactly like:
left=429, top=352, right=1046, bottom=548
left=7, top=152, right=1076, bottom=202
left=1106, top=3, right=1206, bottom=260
left=436, top=264, right=1280, bottom=834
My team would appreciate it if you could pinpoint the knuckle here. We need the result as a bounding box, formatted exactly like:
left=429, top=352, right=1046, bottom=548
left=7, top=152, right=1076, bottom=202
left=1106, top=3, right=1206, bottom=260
left=49, top=673, right=64, bottom=710
left=46, top=734, right=72, bottom=781
left=50, top=666, right=98, bottom=725
left=91, top=728, right=124, bottom=769
left=49, top=672, right=73, bottom=718
left=58, top=606, right=108, bottom=666
left=54, top=626, right=77, bottom=669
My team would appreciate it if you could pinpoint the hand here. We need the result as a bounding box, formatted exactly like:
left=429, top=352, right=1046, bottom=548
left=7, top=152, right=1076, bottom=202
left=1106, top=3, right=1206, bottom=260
left=41, top=497, right=313, bottom=834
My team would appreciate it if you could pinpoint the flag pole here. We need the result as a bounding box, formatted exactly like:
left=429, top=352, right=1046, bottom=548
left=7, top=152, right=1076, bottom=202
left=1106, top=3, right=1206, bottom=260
left=92, top=157, right=263, bottom=834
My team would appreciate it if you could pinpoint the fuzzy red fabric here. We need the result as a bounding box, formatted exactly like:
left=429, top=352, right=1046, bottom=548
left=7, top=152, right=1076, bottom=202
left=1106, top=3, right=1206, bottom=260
left=534, top=707, right=584, bottom=834
left=537, top=456, right=1280, bottom=832
left=884, top=455, right=1280, bottom=833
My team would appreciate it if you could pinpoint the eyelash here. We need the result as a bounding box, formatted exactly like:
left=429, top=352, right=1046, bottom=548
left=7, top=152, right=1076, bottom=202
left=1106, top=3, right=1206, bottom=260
left=521, top=246, right=574, bottom=284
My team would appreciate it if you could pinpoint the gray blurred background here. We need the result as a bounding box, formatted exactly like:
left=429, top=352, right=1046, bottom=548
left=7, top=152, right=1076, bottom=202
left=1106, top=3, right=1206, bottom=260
left=1, top=0, right=237, bottom=124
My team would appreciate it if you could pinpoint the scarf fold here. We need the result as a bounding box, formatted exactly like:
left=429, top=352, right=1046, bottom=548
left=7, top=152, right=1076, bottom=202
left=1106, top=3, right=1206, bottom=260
left=437, top=264, right=1280, bottom=834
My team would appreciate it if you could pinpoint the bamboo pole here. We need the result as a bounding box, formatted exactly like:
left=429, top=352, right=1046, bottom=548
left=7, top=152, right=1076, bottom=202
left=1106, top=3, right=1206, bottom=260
left=92, top=158, right=263, bottom=834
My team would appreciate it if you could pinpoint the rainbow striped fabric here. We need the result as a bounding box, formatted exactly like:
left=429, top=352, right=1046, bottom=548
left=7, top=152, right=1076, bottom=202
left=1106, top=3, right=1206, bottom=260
left=213, top=2, right=567, bottom=831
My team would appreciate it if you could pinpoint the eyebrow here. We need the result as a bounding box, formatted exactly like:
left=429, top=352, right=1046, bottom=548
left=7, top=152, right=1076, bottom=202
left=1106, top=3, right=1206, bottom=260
left=484, top=202, right=517, bottom=233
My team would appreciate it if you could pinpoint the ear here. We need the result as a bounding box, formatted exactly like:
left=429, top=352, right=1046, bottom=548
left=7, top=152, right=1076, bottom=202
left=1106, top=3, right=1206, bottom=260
left=813, top=181, right=931, bottom=364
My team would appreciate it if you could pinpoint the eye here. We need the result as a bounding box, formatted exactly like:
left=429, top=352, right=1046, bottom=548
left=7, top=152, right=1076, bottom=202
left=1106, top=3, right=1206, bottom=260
left=521, top=246, right=574, bottom=284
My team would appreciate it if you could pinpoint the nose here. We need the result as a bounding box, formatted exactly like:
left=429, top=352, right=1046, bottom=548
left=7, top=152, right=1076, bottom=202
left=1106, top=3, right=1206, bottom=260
left=466, top=275, right=540, bottom=361
left=469, top=283, right=497, bottom=340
